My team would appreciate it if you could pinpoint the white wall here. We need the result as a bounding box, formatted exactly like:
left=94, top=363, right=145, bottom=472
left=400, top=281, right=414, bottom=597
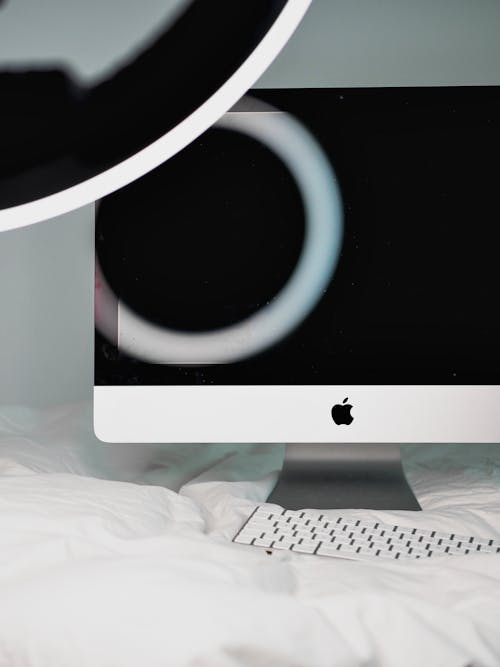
left=1, top=0, right=499, bottom=406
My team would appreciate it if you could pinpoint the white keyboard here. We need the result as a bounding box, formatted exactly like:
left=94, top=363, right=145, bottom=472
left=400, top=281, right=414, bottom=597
left=234, top=506, right=500, bottom=561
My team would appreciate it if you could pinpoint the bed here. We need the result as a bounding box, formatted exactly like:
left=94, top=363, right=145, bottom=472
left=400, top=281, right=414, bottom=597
left=1, top=402, right=499, bottom=667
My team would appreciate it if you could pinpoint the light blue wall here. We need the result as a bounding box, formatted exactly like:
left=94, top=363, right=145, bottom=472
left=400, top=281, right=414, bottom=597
left=259, top=0, right=500, bottom=88
left=0, top=207, right=94, bottom=406
left=1, top=0, right=499, bottom=406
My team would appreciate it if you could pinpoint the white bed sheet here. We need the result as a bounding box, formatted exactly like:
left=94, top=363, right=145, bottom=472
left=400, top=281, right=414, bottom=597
left=0, top=402, right=499, bottom=667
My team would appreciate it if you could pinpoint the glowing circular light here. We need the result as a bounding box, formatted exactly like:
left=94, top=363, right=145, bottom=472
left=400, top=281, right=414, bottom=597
left=95, top=99, right=343, bottom=364
left=0, top=1, right=312, bottom=232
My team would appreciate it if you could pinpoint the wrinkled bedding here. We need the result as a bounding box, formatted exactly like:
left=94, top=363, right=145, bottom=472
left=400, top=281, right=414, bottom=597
left=0, top=402, right=499, bottom=667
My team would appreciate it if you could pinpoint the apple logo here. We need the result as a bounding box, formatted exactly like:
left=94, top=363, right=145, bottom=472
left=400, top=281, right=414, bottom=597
left=331, top=397, right=354, bottom=425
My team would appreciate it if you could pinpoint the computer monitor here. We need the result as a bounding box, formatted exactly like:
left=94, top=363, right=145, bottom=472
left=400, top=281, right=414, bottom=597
left=94, top=87, right=500, bottom=510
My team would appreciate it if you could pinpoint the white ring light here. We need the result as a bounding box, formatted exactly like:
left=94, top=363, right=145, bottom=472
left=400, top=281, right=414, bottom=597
left=0, top=0, right=311, bottom=233
left=96, top=100, right=343, bottom=365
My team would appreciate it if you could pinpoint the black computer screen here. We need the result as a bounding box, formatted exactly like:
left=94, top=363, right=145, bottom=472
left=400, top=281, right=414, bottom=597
left=95, top=87, right=500, bottom=385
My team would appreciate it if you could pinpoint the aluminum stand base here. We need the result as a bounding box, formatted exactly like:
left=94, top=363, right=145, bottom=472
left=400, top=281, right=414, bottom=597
left=267, top=443, right=421, bottom=511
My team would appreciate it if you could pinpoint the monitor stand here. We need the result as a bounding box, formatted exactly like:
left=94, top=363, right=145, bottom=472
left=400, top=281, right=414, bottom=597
left=267, top=444, right=421, bottom=510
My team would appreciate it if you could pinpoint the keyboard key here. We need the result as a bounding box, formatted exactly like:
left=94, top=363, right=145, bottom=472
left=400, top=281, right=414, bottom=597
left=292, top=540, right=317, bottom=554
left=252, top=537, right=273, bottom=548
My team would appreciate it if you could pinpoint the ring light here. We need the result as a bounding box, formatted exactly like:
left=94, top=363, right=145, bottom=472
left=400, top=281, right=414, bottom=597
left=95, top=99, right=343, bottom=364
left=0, top=1, right=311, bottom=233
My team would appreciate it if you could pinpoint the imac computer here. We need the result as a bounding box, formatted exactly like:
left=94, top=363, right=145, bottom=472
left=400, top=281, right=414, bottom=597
left=94, top=87, right=500, bottom=511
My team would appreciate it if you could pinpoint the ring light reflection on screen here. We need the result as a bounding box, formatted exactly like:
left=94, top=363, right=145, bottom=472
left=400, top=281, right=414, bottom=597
left=95, top=99, right=343, bottom=365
